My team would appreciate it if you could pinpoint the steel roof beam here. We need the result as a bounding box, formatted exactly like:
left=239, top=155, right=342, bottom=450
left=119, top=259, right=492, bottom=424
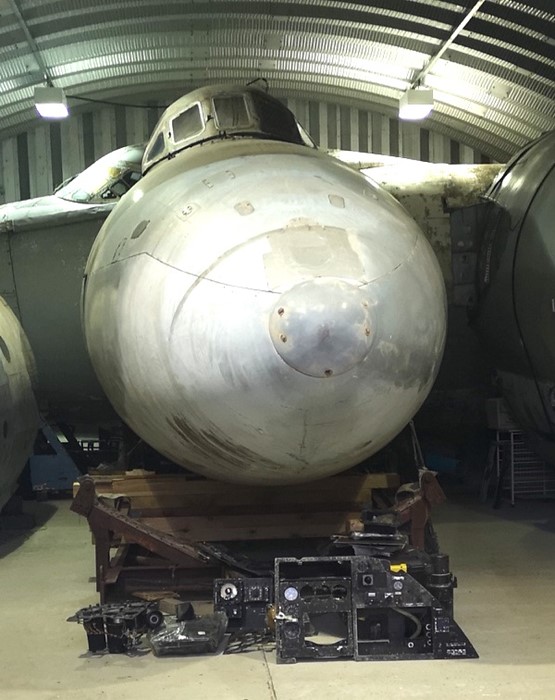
left=411, top=0, right=488, bottom=87
left=7, top=0, right=54, bottom=86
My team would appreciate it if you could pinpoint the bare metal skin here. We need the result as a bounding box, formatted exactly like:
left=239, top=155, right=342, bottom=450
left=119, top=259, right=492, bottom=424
left=0, top=146, right=143, bottom=423
left=83, top=86, right=446, bottom=485
left=0, top=296, right=38, bottom=510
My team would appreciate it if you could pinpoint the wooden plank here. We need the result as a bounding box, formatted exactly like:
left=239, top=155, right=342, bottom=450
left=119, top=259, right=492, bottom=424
left=112, top=473, right=397, bottom=513
left=141, top=510, right=360, bottom=541
left=75, top=471, right=399, bottom=508
left=111, top=472, right=398, bottom=494
left=131, top=500, right=375, bottom=517
left=73, top=476, right=119, bottom=497
left=73, top=471, right=399, bottom=543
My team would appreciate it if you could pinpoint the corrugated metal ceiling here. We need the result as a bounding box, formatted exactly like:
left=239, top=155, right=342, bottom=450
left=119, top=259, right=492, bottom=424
left=0, top=0, right=553, bottom=160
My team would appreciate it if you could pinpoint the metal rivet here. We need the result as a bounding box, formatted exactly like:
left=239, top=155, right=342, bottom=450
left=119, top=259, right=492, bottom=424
left=277, top=307, right=285, bottom=316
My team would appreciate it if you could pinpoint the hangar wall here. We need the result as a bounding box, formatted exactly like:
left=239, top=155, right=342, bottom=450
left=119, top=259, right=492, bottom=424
left=0, top=98, right=489, bottom=204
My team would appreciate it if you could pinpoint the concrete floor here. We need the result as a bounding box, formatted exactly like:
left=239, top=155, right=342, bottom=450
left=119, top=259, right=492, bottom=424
left=1, top=493, right=554, bottom=699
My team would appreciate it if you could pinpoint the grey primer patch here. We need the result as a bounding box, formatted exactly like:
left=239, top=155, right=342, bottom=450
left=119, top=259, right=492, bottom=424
left=0, top=336, right=10, bottom=362
left=235, top=201, right=255, bottom=216
left=131, top=219, right=150, bottom=239
left=328, top=194, right=345, bottom=208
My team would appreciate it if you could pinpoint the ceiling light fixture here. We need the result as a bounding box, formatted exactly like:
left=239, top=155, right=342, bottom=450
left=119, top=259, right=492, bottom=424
left=399, top=88, right=434, bottom=121
left=34, top=86, right=69, bottom=119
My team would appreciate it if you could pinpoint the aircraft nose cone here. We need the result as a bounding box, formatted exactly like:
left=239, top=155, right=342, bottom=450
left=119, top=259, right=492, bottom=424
left=269, top=277, right=373, bottom=378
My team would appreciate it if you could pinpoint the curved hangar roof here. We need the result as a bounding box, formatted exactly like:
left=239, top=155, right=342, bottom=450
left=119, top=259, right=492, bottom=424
left=0, top=0, right=554, bottom=161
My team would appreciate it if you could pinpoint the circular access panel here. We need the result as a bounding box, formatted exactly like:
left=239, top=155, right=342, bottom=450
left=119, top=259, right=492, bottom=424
left=269, top=277, right=373, bottom=378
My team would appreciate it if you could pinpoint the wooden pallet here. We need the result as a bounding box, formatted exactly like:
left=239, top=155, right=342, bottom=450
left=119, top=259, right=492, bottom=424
left=75, top=470, right=399, bottom=541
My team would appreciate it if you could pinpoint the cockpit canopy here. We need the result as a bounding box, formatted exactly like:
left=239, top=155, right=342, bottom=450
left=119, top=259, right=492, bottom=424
left=55, top=145, right=144, bottom=204
left=142, top=85, right=314, bottom=174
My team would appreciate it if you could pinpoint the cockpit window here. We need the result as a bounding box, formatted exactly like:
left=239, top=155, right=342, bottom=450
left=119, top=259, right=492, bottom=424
left=142, top=86, right=316, bottom=174
left=250, top=91, right=303, bottom=144
left=213, top=95, right=252, bottom=130
left=144, top=132, right=165, bottom=167
left=101, top=170, right=142, bottom=199
left=171, top=104, right=203, bottom=143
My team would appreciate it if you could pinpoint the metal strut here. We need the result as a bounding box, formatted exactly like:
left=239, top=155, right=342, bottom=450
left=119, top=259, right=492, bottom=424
left=71, top=476, right=264, bottom=601
left=71, top=476, right=215, bottom=600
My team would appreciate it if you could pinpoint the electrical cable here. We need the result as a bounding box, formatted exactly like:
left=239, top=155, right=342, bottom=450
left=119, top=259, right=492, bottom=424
left=391, top=607, right=423, bottom=640
left=66, top=77, right=273, bottom=111
left=67, top=95, right=168, bottom=110
left=223, top=630, right=275, bottom=654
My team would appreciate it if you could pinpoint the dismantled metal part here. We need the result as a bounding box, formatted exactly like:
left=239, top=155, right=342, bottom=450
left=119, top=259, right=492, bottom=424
left=273, top=555, right=477, bottom=663
left=148, top=612, right=228, bottom=656
left=67, top=601, right=163, bottom=654
left=71, top=476, right=266, bottom=602
left=355, top=468, right=446, bottom=553
left=331, top=529, right=409, bottom=557
left=214, top=577, right=273, bottom=631
left=224, top=630, right=276, bottom=655
left=71, top=476, right=214, bottom=566
left=211, top=550, right=472, bottom=663
left=72, top=476, right=475, bottom=663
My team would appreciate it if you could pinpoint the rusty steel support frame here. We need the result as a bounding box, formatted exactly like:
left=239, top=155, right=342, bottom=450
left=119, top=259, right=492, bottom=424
left=358, top=469, right=446, bottom=552
left=71, top=473, right=444, bottom=603
left=71, top=477, right=219, bottom=602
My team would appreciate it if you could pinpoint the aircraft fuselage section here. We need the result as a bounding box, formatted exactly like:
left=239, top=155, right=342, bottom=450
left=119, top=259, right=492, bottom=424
left=0, top=296, right=38, bottom=510
left=473, top=131, right=555, bottom=445
left=84, top=124, right=446, bottom=484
